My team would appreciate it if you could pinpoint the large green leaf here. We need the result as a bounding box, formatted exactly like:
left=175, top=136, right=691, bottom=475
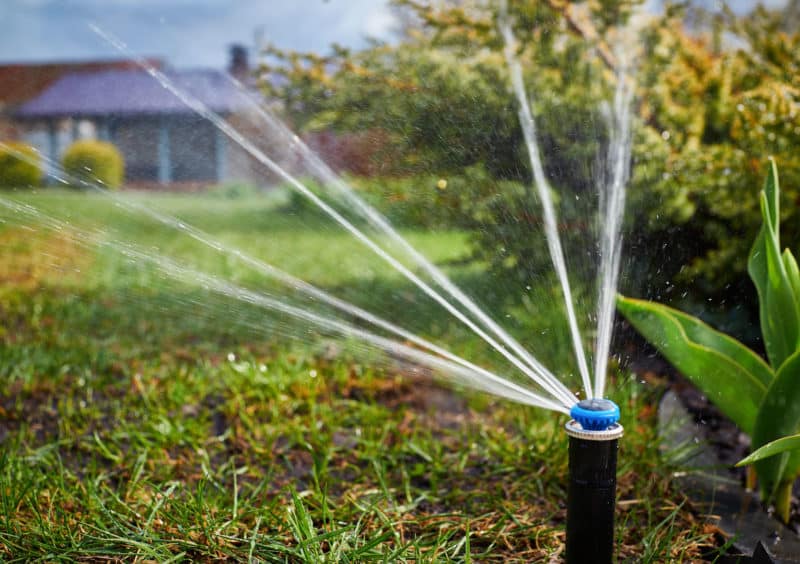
left=736, top=433, right=800, bottom=467
left=783, top=249, right=800, bottom=317
left=753, top=349, right=800, bottom=499
left=747, top=159, right=800, bottom=368
left=617, top=295, right=770, bottom=434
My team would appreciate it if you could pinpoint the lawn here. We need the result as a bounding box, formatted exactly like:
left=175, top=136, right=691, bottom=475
left=0, top=188, right=722, bottom=561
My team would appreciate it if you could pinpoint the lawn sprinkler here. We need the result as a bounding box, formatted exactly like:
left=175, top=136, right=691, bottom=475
left=565, top=398, right=623, bottom=564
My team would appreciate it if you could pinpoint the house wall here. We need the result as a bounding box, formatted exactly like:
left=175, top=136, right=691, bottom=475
left=112, top=118, right=160, bottom=182
left=218, top=108, right=393, bottom=189
left=169, top=118, right=217, bottom=182
left=9, top=110, right=282, bottom=189
left=19, top=118, right=92, bottom=178
left=0, top=116, right=21, bottom=140
left=110, top=116, right=220, bottom=185
left=222, top=108, right=289, bottom=187
left=222, top=137, right=269, bottom=186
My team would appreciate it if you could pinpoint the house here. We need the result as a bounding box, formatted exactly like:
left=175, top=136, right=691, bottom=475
left=3, top=48, right=264, bottom=188
left=0, top=58, right=163, bottom=139
left=1, top=46, right=377, bottom=189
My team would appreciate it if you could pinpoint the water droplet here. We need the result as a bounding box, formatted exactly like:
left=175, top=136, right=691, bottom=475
left=309, top=369, right=318, bottom=378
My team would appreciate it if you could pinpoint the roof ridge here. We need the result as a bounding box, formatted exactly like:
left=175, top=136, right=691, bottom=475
left=14, top=66, right=249, bottom=118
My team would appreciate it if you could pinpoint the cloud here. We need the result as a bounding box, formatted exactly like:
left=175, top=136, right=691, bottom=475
left=363, top=4, right=398, bottom=38
left=0, top=0, right=397, bottom=67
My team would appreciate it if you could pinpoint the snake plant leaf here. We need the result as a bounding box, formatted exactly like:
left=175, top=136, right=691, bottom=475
left=752, top=349, right=800, bottom=503
left=617, top=295, right=770, bottom=434
left=747, top=159, right=800, bottom=368
left=783, top=249, right=800, bottom=312
left=736, top=433, right=800, bottom=467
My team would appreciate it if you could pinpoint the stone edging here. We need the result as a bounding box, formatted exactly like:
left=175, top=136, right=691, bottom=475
left=657, top=390, right=800, bottom=563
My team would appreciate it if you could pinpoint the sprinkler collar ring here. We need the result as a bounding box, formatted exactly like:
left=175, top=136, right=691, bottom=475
left=564, top=420, right=624, bottom=441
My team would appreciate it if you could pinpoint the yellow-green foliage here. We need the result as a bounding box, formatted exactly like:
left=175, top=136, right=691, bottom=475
left=0, top=142, right=42, bottom=188
left=62, top=140, right=124, bottom=190
left=264, top=1, right=800, bottom=306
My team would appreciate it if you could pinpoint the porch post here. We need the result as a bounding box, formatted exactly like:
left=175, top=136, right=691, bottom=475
left=215, top=128, right=226, bottom=182
left=47, top=119, right=58, bottom=183
left=98, top=119, right=111, bottom=141
left=158, top=118, right=171, bottom=185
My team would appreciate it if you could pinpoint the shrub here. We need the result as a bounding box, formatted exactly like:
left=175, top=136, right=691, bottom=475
left=355, top=165, right=497, bottom=230
left=618, top=160, right=800, bottom=523
left=62, top=140, right=124, bottom=190
left=0, top=142, right=42, bottom=188
left=282, top=178, right=331, bottom=219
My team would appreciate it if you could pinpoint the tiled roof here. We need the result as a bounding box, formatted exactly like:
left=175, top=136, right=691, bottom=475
left=15, top=68, right=246, bottom=118
left=0, top=59, right=162, bottom=110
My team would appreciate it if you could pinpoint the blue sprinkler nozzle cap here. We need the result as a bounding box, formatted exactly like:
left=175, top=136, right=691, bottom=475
left=570, top=398, right=620, bottom=431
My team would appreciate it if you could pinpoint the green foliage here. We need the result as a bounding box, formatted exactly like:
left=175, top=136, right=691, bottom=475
left=747, top=160, right=800, bottom=368
left=631, top=6, right=800, bottom=299
left=206, top=181, right=263, bottom=200
left=282, top=177, right=336, bottom=219
left=618, top=162, right=800, bottom=523
left=261, top=1, right=800, bottom=314
left=737, top=432, right=800, bottom=467
left=0, top=142, right=42, bottom=188
left=62, top=140, right=124, bottom=190
left=616, top=296, right=769, bottom=434
left=262, top=1, right=609, bottom=182
left=354, top=164, right=501, bottom=229
left=262, top=0, right=618, bottom=294
left=752, top=350, right=800, bottom=520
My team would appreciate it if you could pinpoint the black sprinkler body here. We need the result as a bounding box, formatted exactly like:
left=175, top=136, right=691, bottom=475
left=565, top=398, right=623, bottom=564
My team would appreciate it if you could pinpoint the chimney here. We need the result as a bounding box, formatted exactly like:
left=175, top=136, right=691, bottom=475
left=228, top=44, right=249, bottom=80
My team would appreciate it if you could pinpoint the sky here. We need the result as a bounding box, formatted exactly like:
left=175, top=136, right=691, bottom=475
left=0, top=0, right=787, bottom=69
left=0, top=0, right=399, bottom=68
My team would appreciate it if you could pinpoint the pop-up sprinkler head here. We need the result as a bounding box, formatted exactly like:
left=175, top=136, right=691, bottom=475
left=569, top=398, right=620, bottom=431
left=564, top=398, right=623, bottom=564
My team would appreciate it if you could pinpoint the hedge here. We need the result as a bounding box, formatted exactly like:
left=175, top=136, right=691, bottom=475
left=62, top=140, right=124, bottom=190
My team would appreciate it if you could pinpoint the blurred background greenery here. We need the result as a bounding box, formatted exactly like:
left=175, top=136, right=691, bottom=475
left=262, top=0, right=800, bottom=345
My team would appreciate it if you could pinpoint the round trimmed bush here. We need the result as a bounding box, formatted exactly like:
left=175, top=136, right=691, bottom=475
left=0, top=142, right=42, bottom=188
left=62, top=140, right=124, bottom=190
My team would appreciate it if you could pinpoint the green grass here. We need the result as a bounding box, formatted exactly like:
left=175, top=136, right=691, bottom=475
left=0, top=188, right=723, bottom=561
